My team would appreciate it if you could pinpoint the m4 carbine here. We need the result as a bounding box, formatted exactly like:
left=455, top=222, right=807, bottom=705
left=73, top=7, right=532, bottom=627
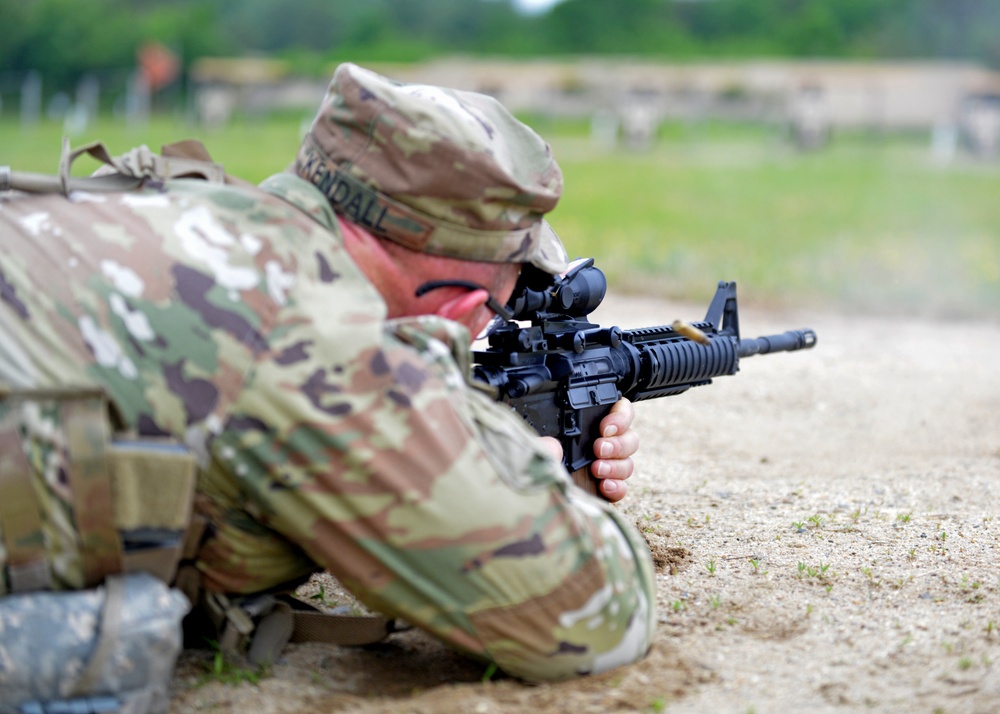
left=472, top=259, right=817, bottom=495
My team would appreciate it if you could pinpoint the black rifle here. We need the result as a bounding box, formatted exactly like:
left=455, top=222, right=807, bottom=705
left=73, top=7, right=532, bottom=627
left=472, top=259, right=817, bottom=493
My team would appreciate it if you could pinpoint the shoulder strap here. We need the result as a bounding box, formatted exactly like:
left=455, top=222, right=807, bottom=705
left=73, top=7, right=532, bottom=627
left=0, top=388, right=125, bottom=591
left=1, top=138, right=254, bottom=196
left=0, top=403, right=52, bottom=594
left=68, top=574, right=127, bottom=697
left=61, top=395, right=125, bottom=587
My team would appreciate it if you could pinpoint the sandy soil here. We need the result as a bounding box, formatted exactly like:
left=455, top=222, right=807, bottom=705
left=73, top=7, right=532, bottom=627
left=169, top=294, right=1000, bottom=714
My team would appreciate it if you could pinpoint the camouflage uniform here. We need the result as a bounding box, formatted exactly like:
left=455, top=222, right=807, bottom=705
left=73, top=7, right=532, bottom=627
left=0, top=63, right=656, bottom=681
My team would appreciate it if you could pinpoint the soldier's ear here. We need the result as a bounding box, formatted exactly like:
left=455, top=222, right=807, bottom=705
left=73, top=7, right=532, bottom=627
left=435, top=289, right=490, bottom=324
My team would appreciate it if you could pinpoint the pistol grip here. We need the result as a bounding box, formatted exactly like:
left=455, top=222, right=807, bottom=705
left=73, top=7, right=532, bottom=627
left=570, top=466, right=603, bottom=499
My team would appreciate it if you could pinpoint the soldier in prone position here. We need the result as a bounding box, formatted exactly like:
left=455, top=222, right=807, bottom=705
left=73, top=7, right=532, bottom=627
left=0, top=63, right=654, bottom=682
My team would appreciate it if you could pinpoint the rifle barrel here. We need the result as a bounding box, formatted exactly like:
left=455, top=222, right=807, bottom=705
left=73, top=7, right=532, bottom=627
left=737, top=329, right=817, bottom=358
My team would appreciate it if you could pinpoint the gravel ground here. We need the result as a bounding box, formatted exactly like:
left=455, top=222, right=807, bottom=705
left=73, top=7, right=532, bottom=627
left=170, top=294, right=1000, bottom=714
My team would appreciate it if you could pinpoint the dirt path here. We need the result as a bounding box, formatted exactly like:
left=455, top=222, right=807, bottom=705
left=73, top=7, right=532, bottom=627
left=170, top=295, right=1000, bottom=714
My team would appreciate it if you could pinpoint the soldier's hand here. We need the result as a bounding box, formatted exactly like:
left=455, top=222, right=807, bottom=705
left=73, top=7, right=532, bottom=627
left=538, top=398, right=638, bottom=503
left=591, top=398, right=638, bottom=503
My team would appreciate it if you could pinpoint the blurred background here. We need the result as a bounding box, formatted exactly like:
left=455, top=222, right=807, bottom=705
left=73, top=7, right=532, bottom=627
left=2, top=0, right=999, bottom=318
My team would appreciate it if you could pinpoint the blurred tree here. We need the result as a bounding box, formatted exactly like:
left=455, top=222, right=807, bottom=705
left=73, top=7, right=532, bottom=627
left=3, top=0, right=1000, bottom=98
left=879, top=0, right=1000, bottom=62
left=214, top=0, right=343, bottom=53
left=1, top=0, right=224, bottom=94
left=540, top=0, right=673, bottom=54
left=781, top=0, right=845, bottom=56
left=10, top=0, right=137, bottom=87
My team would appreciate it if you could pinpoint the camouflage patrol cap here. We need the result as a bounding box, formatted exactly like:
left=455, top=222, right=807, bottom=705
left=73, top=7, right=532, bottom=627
left=295, top=62, right=569, bottom=274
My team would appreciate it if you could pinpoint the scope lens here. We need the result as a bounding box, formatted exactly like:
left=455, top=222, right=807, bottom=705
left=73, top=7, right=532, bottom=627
left=558, top=266, right=607, bottom=316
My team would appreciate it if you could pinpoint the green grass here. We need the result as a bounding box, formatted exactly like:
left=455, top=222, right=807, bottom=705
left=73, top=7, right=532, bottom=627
left=3, top=115, right=999, bottom=317
left=549, top=132, right=1000, bottom=317
left=0, top=114, right=306, bottom=183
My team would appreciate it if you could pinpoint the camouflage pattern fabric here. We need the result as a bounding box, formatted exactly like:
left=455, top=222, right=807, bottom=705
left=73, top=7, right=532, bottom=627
left=0, top=572, right=189, bottom=714
left=0, top=172, right=655, bottom=681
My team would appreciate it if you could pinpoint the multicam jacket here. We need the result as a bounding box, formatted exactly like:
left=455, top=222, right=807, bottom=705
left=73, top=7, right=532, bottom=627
left=0, top=172, right=655, bottom=681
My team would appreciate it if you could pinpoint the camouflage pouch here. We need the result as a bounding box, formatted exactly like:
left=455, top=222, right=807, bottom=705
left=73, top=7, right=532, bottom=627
left=111, top=439, right=198, bottom=585
left=0, top=572, right=189, bottom=714
left=0, top=387, right=198, bottom=592
left=0, top=388, right=197, bottom=713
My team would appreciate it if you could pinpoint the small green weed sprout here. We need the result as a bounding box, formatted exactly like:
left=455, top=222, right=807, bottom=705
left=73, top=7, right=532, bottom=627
left=649, top=696, right=668, bottom=713
left=198, top=642, right=271, bottom=687
left=797, top=562, right=835, bottom=589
